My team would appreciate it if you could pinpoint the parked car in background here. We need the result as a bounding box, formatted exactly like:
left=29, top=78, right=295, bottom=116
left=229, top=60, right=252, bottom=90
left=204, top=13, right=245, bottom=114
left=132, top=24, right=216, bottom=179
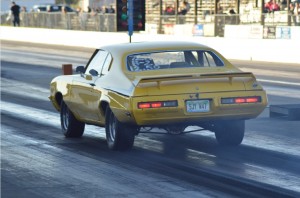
left=32, top=4, right=74, bottom=12
left=49, top=41, right=268, bottom=151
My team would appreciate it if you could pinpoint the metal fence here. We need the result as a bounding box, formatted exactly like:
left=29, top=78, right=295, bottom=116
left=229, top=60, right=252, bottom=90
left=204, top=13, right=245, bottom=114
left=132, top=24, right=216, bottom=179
left=1, top=12, right=116, bottom=31
left=1, top=12, right=299, bottom=33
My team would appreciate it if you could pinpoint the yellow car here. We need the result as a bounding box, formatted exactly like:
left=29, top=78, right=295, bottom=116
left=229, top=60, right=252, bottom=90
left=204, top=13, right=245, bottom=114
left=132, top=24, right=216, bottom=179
left=49, top=41, right=268, bottom=150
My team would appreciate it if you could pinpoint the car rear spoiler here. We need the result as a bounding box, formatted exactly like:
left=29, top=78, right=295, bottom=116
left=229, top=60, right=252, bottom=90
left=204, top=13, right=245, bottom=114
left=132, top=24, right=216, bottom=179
left=133, top=72, right=256, bottom=88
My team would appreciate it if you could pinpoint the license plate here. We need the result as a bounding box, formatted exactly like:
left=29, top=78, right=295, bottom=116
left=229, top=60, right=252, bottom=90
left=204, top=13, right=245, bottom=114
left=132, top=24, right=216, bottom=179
left=186, top=100, right=210, bottom=113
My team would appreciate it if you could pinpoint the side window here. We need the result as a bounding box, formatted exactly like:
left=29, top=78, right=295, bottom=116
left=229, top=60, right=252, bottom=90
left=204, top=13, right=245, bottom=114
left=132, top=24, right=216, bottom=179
left=101, top=53, right=112, bottom=76
left=199, top=51, right=224, bottom=67
left=85, top=50, right=108, bottom=76
left=204, top=52, right=217, bottom=67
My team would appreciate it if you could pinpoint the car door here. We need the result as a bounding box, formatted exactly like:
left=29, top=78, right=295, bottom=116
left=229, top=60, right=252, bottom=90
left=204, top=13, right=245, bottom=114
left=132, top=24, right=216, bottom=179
left=69, top=49, right=110, bottom=122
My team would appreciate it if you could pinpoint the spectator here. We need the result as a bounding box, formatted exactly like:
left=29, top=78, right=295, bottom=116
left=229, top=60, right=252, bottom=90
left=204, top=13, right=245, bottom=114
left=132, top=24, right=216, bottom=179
left=76, top=7, right=82, bottom=15
left=100, top=6, right=108, bottom=14
left=61, top=6, right=67, bottom=14
left=46, top=5, right=51, bottom=12
left=216, top=1, right=224, bottom=14
left=264, top=0, right=280, bottom=13
left=107, top=5, right=115, bottom=13
left=11, top=1, right=20, bottom=26
left=164, top=5, right=175, bottom=15
left=227, top=9, right=240, bottom=24
left=290, top=2, right=300, bottom=26
left=21, top=6, right=27, bottom=12
left=20, top=6, right=27, bottom=25
left=87, top=6, right=91, bottom=13
left=280, top=0, right=287, bottom=10
left=178, top=1, right=190, bottom=15
left=178, top=1, right=190, bottom=24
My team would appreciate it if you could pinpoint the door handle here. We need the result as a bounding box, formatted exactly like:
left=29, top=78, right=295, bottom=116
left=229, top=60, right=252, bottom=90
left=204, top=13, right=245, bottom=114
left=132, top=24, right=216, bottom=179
left=89, top=83, right=96, bottom=86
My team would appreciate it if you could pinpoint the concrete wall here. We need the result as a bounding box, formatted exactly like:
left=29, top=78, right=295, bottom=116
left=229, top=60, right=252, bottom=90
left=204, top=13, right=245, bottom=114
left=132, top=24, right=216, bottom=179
left=0, top=26, right=299, bottom=64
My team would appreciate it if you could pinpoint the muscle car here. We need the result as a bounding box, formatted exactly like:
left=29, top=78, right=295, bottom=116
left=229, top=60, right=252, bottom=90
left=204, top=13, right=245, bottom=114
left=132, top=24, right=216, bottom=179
left=49, top=41, right=268, bottom=150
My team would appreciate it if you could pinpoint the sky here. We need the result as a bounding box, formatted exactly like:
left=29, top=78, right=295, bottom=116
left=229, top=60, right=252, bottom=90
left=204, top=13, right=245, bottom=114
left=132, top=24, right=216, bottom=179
left=1, top=0, right=55, bottom=12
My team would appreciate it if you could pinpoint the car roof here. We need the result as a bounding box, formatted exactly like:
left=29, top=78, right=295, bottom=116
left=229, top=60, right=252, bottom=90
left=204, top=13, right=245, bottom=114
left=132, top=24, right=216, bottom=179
left=99, top=41, right=232, bottom=75
left=100, top=41, right=212, bottom=54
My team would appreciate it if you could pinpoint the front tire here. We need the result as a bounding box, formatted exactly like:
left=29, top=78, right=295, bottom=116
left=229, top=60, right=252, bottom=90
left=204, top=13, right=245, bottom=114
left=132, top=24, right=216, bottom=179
left=214, top=120, right=245, bottom=146
left=105, top=107, right=136, bottom=150
left=60, top=100, right=85, bottom=137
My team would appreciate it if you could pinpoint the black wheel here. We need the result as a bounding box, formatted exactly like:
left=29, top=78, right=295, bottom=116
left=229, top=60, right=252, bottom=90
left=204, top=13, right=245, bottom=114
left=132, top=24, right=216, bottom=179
left=214, top=120, right=245, bottom=146
left=60, top=100, right=85, bottom=137
left=105, top=107, right=136, bottom=150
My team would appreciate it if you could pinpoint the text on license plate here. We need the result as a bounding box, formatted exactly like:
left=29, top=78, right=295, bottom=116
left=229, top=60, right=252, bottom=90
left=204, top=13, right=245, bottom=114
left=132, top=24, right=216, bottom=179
left=186, top=100, right=210, bottom=113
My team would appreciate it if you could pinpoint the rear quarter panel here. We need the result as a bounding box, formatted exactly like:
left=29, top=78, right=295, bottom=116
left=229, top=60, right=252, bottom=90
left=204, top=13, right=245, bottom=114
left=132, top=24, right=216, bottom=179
left=49, top=75, right=74, bottom=111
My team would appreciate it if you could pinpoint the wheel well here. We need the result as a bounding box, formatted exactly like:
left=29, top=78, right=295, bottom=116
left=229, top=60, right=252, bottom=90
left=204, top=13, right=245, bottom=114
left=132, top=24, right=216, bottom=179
left=55, top=92, right=63, bottom=108
left=100, top=101, right=109, bottom=116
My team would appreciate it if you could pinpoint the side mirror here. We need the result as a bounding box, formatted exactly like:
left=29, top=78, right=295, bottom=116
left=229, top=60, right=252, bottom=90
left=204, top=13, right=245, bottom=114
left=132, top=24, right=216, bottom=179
left=76, top=66, right=85, bottom=73
left=89, top=69, right=99, bottom=76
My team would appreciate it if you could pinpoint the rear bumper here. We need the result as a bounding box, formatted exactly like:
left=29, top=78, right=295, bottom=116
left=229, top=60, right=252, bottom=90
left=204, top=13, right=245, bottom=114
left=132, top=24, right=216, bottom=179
left=131, top=90, right=267, bottom=126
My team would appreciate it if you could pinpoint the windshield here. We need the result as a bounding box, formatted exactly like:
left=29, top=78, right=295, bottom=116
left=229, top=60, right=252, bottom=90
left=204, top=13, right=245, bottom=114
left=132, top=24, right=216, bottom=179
left=127, top=50, right=224, bottom=72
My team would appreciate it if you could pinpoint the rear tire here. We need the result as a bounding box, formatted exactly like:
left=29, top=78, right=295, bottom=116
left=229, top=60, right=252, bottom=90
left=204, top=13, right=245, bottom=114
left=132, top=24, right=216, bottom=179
left=214, top=120, right=245, bottom=146
left=105, top=107, right=136, bottom=150
left=60, top=100, right=85, bottom=137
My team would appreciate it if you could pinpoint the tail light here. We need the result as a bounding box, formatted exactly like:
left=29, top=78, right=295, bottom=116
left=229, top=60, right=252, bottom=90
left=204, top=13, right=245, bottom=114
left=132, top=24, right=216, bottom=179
left=138, top=100, right=178, bottom=109
left=221, top=96, right=261, bottom=104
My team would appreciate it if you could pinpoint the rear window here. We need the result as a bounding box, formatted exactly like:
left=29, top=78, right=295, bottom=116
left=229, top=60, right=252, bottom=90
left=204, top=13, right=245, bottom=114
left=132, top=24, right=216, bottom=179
left=127, top=50, right=224, bottom=72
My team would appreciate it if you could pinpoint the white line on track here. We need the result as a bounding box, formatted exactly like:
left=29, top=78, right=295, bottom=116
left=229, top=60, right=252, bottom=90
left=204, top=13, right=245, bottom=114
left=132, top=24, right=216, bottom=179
left=1, top=49, right=87, bottom=68
left=258, top=79, right=300, bottom=86
left=1, top=101, right=60, bottom=128
left=262, top=85, right=300, bottom=99
left=1, top=78, right=50, bottom=101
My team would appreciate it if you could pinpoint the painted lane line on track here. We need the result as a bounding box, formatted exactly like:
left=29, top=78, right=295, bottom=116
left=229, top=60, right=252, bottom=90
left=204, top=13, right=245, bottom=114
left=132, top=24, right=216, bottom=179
left=241, top=67, right=300, bottom=79
left=0, top=100, right=106, bottom=138
left=258, top=79, right=300, bottom=86
left=1, top=101, right=60, bottom=128
left=1, top=49, right=87, bottom=68
left=1, top=79, right=50, bottom=101
left=2, top=49, right=87, bottom=63
left=262, top=85, right=300, bottom=99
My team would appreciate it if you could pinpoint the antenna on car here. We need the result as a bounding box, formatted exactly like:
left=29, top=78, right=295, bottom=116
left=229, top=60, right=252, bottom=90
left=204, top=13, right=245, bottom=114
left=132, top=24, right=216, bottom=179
left=127, top=0, right=133, bottom=43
